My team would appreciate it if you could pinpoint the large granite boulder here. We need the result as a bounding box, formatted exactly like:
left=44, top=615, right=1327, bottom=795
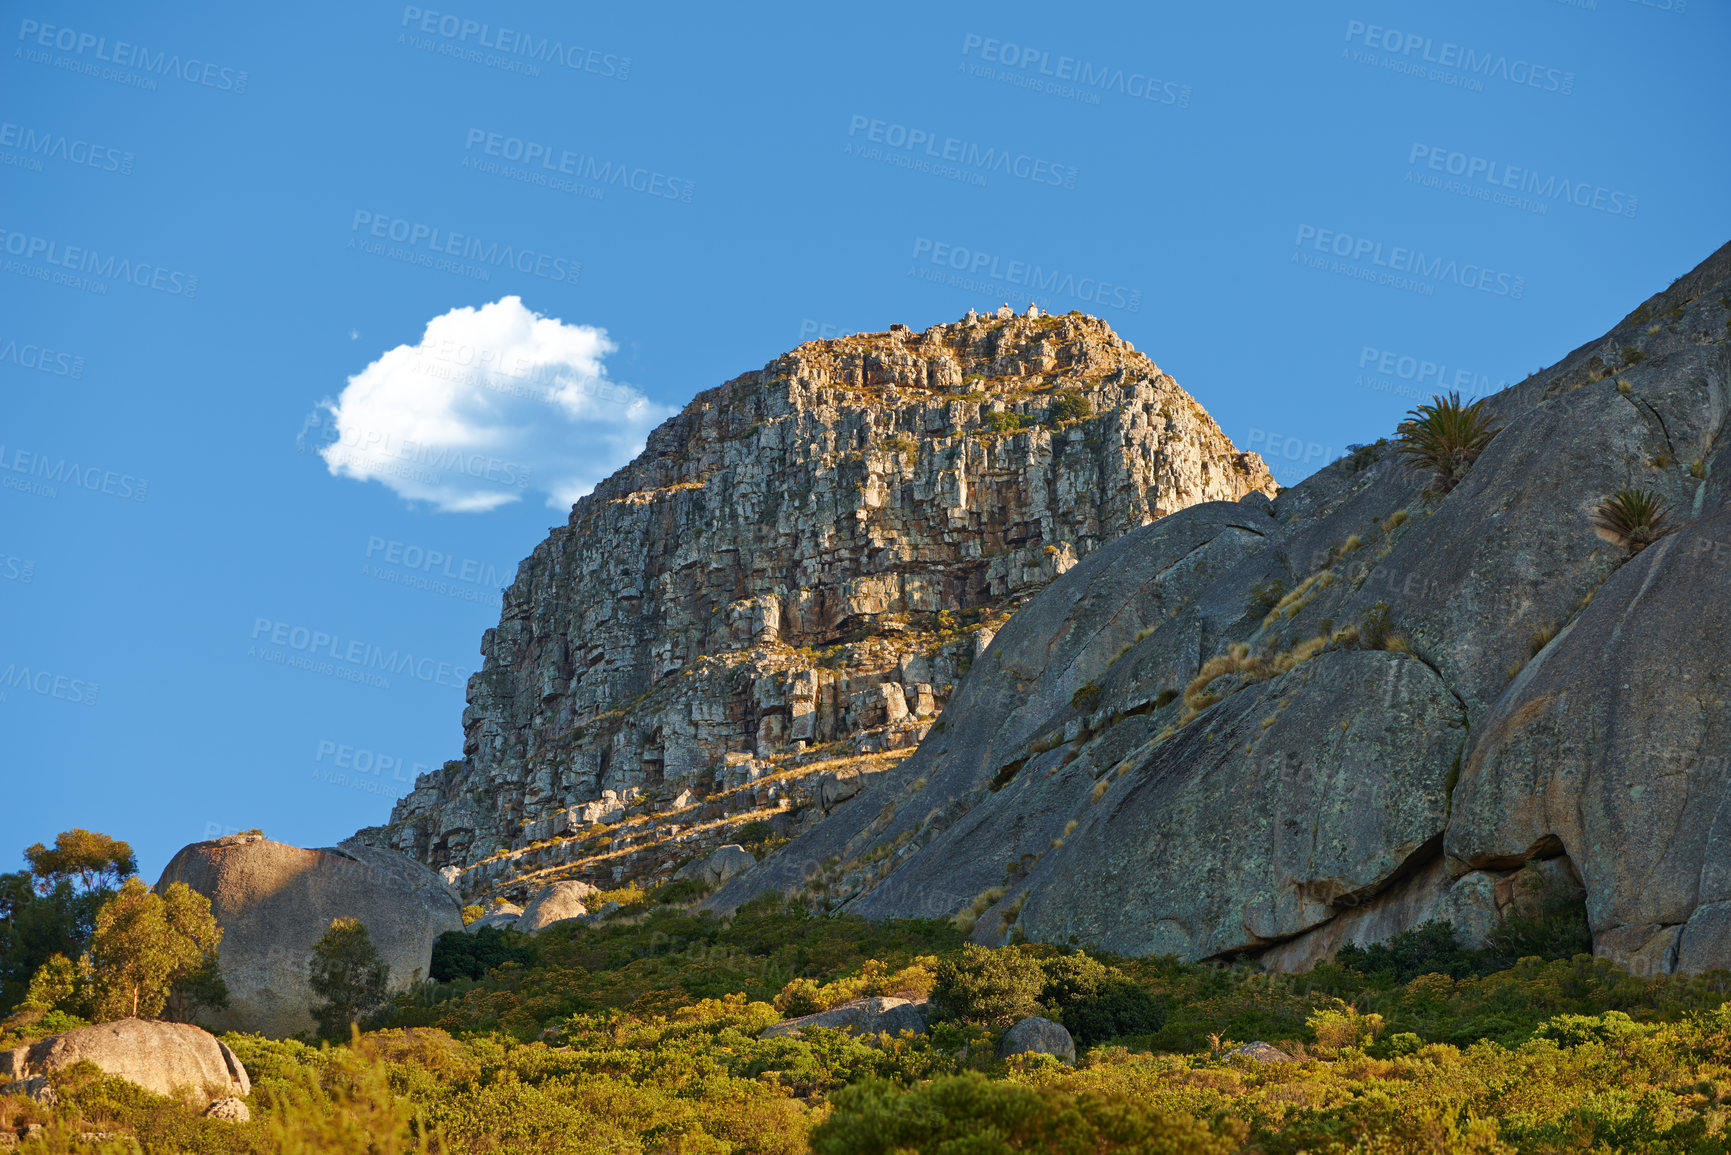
left=759, top=997, right=929, bottom=1039
left=0, top=1018, right=249, bottom=1108
left=155, top=834, right=464, bottom=1037
left=1448, top=482, right=1731, bottom=976
left=518, top=883, right=595, bottom=932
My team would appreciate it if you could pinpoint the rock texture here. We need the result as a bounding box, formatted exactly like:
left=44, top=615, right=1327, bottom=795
left=155, top=833, right=464, bottom=1037
left=708, top=241, right=1731, bottom=977
left=999, top=1016, right=1075, bottom=1064
left=759, top=997, right=930, bottom=1039
left=518, top=882, right=595, bottom=932
left=674, top=844, right=755, bottom=889
left=356, top=311, right=1273, bottom=901
left=0, top=1019, right=249, bottom=1108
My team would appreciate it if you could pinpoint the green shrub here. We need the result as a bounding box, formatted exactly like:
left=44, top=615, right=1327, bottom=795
left=811, top=1073, right=1245, bottom=1155
left=1336, top=920, right=1482, bottom=983
left=1394, top=392, right=1502, bottom=494
left=1044, top=390, right=1091, bottom=428
left=1040, top=953, right=1166, bottom=1046
left=1590, top=488, right=1676, bottom=556
left=309, top=918, right=391, bottom=1041
left=981, top=410, right=1027, bottom=435
left=1069, top=683, right=1102, bottom=713
left=430, top=926, right=534, bottom=984
left=931, top=944, right=1048, bottom=1027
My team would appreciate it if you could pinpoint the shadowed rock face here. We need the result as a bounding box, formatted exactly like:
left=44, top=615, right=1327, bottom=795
left=155, top=834, right=463, bottom=1037
left=708, top=240, right=1731, bottom=976
left=354, top=310, right=1274, bottom=898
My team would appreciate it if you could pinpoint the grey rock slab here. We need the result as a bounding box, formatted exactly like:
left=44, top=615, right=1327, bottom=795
left=1012, top=649, right=1465, bottom=960
left=1447, top=493, right=1731, bottom=975
left=998, top=1016, right=1075, bottom=1065
left=759, top=997, right=929, bottom=1039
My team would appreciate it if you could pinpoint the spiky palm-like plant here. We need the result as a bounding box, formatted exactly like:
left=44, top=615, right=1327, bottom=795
left=1395, top=392, right=1502, bottom=494
left=1590, top=488, right=1675, bottom=555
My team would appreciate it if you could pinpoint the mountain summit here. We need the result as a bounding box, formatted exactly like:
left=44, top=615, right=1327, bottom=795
left=358, top=309, right=1275, bottom=893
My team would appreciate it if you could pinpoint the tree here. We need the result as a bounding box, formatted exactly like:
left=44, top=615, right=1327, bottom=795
left=2, top=829, right=136, bottom=1015
left=24, top=829, right=137, bottom=895
left=309, top=917, right=391, bottom=1041
left=86, top=878, right=222, bottom=1020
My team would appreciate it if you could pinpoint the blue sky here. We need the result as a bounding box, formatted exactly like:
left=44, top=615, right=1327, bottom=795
left=3, top=0, right=1725, bottom=880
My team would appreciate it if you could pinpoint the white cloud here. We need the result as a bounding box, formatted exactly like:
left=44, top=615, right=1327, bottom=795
left=316, top=297, right=673, bottom=512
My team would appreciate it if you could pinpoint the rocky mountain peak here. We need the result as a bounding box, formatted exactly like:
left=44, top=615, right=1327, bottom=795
left=357, top=309, right=1274, bottom=900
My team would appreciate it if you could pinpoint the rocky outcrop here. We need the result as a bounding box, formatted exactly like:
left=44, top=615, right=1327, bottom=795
left=518, top=882, right=595, bottom=932
left=356, top=310, right=1273, bottom=899
left=999, top=1016, right=1075, bottom=1064
left=0, top=1019, right=249, bottom=1108
left=155, top=833, right=464, bottom=1037
left=759, top=997, right=930, bottom=1039
left=708, top=241, right=1731, bottom=977
left=674, top=844, right=755, bottom=889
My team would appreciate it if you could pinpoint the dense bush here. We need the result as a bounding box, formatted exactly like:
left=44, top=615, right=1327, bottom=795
left=930, top=943, right=1049, bottom=1026
left=427, top=925, right=532, bottom=983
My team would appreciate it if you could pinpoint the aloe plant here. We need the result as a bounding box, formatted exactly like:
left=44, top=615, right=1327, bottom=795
left=1590, top=488, right=1675, bottom=555
left=1395, top=392, right=1502, bottom=494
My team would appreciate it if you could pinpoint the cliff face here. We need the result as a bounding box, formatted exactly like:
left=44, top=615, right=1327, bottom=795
left=360, top=308, right=1274, bottom=892
left=708, top=241, right=1731, bottom=978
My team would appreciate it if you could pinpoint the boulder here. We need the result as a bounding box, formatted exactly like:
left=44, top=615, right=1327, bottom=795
left=759, top=997, right=929, bottom=1039
left=1228, top=1041, right=1292, bottom=1064
left=0, top=1019, right=248, bottom=1108
left=465, top=904, right=522, bottom=933
left=675, top=845, right=756, bottom=889
left=155, top=834, right=464, bottom=1037
left=518, top=882, right=596, bottom=932
left=204, top=1096, right=251, bottom=1122
left=998, top=1016, right=1075, bottom=1065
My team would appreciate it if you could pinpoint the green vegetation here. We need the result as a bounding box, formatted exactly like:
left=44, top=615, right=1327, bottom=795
left=1592, top=487, right=1677, bottom=555
left=1044, top=389, right=1091, bottom=428
left=981, top=410, right=1028, bottom=435
left=1394, top=391, right=1502, bottom=494
left=9, top=888, right=1731, bottom=1151
left=309, top=918, right=392, bottom=1041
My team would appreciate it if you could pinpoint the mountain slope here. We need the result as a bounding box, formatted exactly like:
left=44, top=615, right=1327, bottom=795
left=708, top=242, right=1731, bottom=977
